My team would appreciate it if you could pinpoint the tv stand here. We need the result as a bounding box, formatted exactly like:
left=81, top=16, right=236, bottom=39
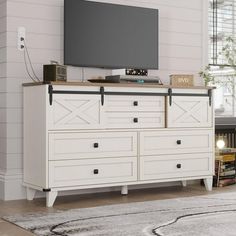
left=23, top=82, right=214, bottom=207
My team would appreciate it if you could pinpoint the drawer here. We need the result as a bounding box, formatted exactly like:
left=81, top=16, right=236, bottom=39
left=105, top=112, right=165, bottom=128
left=49, top=157, right=137, bottom=187
left=49, top=132, right=137, bottom=160
left=105, top=96, right=164, bottom=112
left=140, top=130, right=213, bottom=155
left=140, top=153, right=213, bottom=180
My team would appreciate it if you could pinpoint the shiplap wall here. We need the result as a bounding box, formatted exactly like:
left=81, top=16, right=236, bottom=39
left=0, top=0, right=7, bottom=200
left=1, top=0, right=208, bottom=200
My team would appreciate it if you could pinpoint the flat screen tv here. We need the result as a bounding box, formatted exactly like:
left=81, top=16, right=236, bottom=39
left=64, top=0, right=159, bottom=69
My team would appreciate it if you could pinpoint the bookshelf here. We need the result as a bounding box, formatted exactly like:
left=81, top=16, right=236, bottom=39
left=214, top=148, right=236, bottom=187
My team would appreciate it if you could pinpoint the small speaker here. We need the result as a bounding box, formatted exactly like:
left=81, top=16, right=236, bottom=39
left=43, top=64, right=67, bottom=82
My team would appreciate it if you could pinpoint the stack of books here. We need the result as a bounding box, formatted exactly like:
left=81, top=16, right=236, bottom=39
left=214, top=150, right=236, bottom=187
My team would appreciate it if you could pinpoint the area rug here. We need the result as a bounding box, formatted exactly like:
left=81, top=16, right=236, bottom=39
left=3, top=192, right=236, bottom=236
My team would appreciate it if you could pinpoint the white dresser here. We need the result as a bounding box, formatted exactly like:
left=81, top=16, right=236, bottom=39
left=23, top=82, right=214, bottom=207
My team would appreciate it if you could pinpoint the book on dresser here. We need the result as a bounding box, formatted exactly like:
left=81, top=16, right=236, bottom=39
left=214, top=149, right=236, bottom=187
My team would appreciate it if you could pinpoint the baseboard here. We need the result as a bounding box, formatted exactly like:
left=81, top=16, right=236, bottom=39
left=0, top=172, right=5, bottom=200
left=0, top=173, right=26, bottom=200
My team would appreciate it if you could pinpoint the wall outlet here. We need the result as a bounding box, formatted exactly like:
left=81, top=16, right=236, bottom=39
left=17, top=27, right=26, bottom=51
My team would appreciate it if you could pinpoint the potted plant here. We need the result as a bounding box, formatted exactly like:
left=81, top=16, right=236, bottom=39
left=199, top=65, right=215, bottom=86
left=200, top=36, right=236, bottom=88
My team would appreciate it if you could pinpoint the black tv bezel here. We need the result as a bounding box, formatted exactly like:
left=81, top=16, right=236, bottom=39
left=64, top=0, right=159, bottom=70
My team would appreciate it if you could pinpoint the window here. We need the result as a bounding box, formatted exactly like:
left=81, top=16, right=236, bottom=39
left=209, top=0, right=236, bottom=117
left=209, top=0, right=235, bottom=66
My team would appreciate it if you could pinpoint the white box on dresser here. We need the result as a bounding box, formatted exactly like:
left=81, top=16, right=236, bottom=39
left=23, top=82, right=214, bottom=207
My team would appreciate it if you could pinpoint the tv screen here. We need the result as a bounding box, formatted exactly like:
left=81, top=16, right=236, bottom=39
left=64, top=0, right=159, bottom=69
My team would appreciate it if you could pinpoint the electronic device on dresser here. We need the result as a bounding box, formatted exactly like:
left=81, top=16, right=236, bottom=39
left=105, top=75, right=162, bottom=84
left=43, top=64, right=67, bottom=82
left=106, top=68, right=162, bottom=84
left=126, top=69, right=148, bottom=76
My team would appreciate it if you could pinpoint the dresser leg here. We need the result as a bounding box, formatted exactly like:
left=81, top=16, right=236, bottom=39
left=203, top=177, right=213, bottom=191
left=26, top=187, right=36, bottom=201
left=181, top=180, right=187, bottom=187
left=121, top=185, right=128, bottom=195
left=46, top=191, right=58, bottom=207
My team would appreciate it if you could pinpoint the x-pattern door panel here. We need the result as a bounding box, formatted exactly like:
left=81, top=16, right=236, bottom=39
left=167, top=96, right=212, bottom=128
left=48, top=94, right=103, bottom=130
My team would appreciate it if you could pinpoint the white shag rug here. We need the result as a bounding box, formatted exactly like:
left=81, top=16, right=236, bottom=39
left=3, top=192, right=236, bottom=236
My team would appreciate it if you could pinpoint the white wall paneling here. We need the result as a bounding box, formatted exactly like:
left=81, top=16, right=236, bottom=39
left=0, top=17, right=6, bottom=34
left=3, top=124, right=22, bottom=139
left=0, top=174, right=5, bottom=199
left=0, top=63, right=6, bottom=78
left=0, top=1, right=6, bottom=18
left=0, top=48, right=6, bottom=63
left=0, top=108, right=22, bottom=124
left=0, top=32, right=6, bottom=48
left=7, top=32, right=63, bottom=50
left=7, top=1, right=63, bottom=20
left=0, top=0, right=7, bottom=198
left=1, top=0, right=209, bottom=200
left=201, top=0, right=209, bottom=68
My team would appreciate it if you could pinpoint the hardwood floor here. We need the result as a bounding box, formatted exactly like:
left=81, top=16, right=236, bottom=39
left=1, top=183, right=236, bottom=235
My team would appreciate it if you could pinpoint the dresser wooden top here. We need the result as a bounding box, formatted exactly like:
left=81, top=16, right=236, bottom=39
left=23, top=81, right=215, bottom=90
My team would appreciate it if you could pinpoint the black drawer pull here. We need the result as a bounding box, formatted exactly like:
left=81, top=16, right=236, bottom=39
left=133, top=101, right=138, bottom=106
left=133, top=118, right=139, bottom=123
left=93, top=143, right=99, bottom=148
left=176, top=140, right=181, bottom=145
left=93, top=169, right=99, bottom=174
left=176, top=164, right=182, bottom=169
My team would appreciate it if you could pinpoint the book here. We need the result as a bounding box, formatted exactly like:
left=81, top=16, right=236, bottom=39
left=214, top=150, right=236, bottom=187
left=221, top=163, right=235, bottom=170
left=220, top=170, right=236, bottom=176
left=219, top=148, right=236, bottom=154
left=218, top=148, right=235, bottom=153
left=216, top=154, right=235, bottom=162
left=219, top=175, right=236, bottom=180
left=219, top=178, right=236, bottom=187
